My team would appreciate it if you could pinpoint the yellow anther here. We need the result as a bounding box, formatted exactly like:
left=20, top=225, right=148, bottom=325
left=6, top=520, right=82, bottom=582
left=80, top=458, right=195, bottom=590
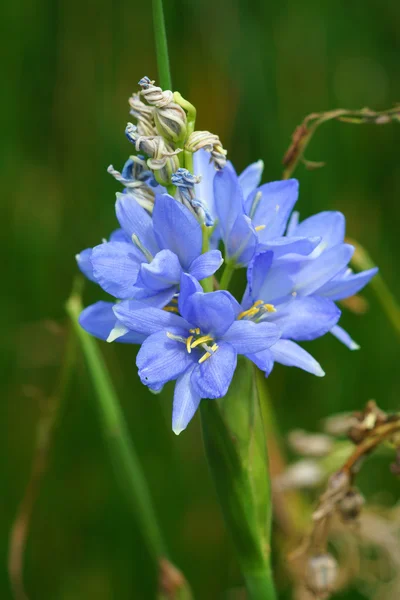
left=255, top=225, right=266, bottom=232
left=186, top=335, right=194, bottom=353
left=163, top=306, right=179, bottom=313
left=170, top=297, right=179, bottom=304
left=198, top=352, right=211, bottom=364
left=254, top=300, right=264, bottom=307
left=189, top=327, right=201, bottom=335
left=264, top=303, right=276, bottom=313
left=211, top=343, right=219, bottom=352
left=190, top=335, right=214, bottom=349
left=238, top=306, right=260, bottom=320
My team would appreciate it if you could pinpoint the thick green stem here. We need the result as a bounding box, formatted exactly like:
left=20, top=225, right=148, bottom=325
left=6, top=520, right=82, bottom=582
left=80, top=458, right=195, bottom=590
left=152, top=0, right=172, bottom=90
left=66, top=287, right=166, bottom=560
left=219, top=261, right=235, bottom=291
left=200, top=359, right=277, bottom=600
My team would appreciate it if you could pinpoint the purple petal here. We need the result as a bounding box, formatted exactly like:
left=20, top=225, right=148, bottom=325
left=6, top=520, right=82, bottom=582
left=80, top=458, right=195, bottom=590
left=270, top=339, right=325, bottom=376
left=292, top=211, right=345, bottom=256
left=318, top=267, right=378, bottom=301
left=180, top=289, right=236, bottom=337
left=294, top=244, right=355, bottom=296
left=79, top=301, right=144, bottom=344
left=76, top=248, right=96, bottom=282
left=137, top=330, right=194, bottom=387
left=331, top=325, right=360, bottom=350
left=214, top=165, right=245, bottom=238
left=226, top=213, right=258, bottom=266
left=239, top=160, right=264, bottom=200
left=271, top=296, right=341, bottom=341
left=90, top=241, right=143, bottom=299
left=191, top=342, right=237, bottom=399
left=114, top=300, right=189, bottom=336
left=189, top=250, right=223, bottom=280
left=246, top=179, right=299, bottom=241
left=222, top=320, right=280, bottom=354
left=172, top=365, right=202, bottom=435
left=260, top=236, right=321, bottom=258
left=152, top=194, right=202, bottom=271
left=247, top=348, right=274, bottom=376
left=115, top=193, right=158, bottom=255
left=137, top=249, right=182, bottom=291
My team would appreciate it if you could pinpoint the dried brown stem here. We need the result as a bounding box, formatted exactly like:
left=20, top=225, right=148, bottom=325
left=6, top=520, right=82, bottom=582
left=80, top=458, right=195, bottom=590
left=8, top=327, right=76, bottom=600
left=282, top=106, right=400, bottom=180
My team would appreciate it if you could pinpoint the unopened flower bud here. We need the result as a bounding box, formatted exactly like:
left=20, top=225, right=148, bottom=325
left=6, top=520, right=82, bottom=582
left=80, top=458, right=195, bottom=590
left=306, top=553, right=337, bottom=598
left=171, top=168, right=213, bottom=225
left=139, top=76, right=173, bottom=107
left=128, top=93, right=156, bottom=137
left=337, top=488, right=365, bottom=521
left=138, top=77, right=187, bottom=143
left=107, top=158, right=156, bottom=212
left=185, top=131, right=227, bottom=170
left=154, top=102, right=187, bottom=143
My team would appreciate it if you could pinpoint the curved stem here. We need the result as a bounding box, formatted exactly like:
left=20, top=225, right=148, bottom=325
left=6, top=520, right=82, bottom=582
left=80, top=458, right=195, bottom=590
left=152, top=0, right=172, bottom=90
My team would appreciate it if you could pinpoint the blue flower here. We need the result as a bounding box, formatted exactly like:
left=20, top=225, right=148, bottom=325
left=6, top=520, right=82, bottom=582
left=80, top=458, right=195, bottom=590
left=242, top=210, right=378, bottom=375
left=77, top=193, right=223, bottom=309
left=113, top=274, right=280, bottom=434
left=194, top=149, right=318, bottom=265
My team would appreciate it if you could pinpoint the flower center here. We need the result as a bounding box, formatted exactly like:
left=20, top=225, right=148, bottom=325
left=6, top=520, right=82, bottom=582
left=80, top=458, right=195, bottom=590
left=167, top=328, right=219, bottom=364
left=238, top=300, right=276, bottom=320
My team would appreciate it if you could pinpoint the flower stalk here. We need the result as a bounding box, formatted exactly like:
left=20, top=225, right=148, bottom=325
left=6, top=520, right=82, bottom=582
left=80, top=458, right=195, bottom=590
left=200, top=358, right=277, bottom=600
left=152, top=0, right=172, bottom=90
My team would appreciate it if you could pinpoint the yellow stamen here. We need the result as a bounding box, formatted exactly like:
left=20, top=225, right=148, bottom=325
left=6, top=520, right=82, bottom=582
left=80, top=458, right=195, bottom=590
left=255, top=224, right=266, bottom=232
left=189, top=327, right=201, bottom=335
left=238, top=306, right=260, bottom=320
left=190, top=335, right=214, bottom=349
left=210, top=343, right=219, bottom=352
left=264, top=303, right=276, bottom=313
left=170, top=297, right=178, bottom=304
left=198, top=351, right=211, bottom=364
left=186, top=335, right=194, bottom=353
left=163, top=306, right=179, bottom=313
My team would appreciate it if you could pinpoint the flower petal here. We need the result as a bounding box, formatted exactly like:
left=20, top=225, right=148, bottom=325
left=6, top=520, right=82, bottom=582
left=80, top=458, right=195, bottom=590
left=137, top=249, right=182, bottom=291
left=292, top=211, right=345, bottom=257
left=137, top=330, right=194, bottom=387
left=271, top=296, right=341, bottom=341
left=191, top=342, right=237, bottom=399
left=172, top=365, right=202, bottom=435
left=79, top=301, right=144, bottom=344
left=76, top=248, right=96, bottom=282
left=115, top=192, right=158, bottom=255
left=194, top=149, right=217, bottom=219
left=180, top=289, right=236, bottom=337
left=226, top=213, right=258, bottom=266
left=260, top=236, right=321, bottom=258
left=239, top=160, right=264, bottom=200
left=222, top=320, right=280, bottom=354
left=247, top=348, right=274, bottom=376
left=152, top=193, right=202, bottom=270
left=317, top=267, right=378, bottom=301
left=246, top=179, right=299, bottom=240
left=189, top=250, right=223, bottom=280
left=270, top=339, right=325, bottom=376
left=90, top=241, right=143, bottom=299
left=214, top=165, right=245, bottom=238
left=294, top=244, right=355, bottom=296
left=330, top=325, right=360, bottom=350
left=114, top=300, right=189, bottom=336
left=109, top=228, right=130, bottom=242
left=129, top=286, right=177, bottom=309
left=286, top=211, right=300, bottom=236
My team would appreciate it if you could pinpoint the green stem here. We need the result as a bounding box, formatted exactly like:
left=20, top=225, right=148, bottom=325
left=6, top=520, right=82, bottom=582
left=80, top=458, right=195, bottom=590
left=184, top=150, right=194, bottom=174
left=152, top=0, right=172, bottom=90
left=219, top=261, right=235, bottom=290
left=65, top=285, right=166, bottom=560
left=200, top=225, right=214, bottom=292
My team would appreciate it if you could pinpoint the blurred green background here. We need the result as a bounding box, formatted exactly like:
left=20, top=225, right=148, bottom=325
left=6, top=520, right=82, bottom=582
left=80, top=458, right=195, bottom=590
left=2, top=0, right=400, bottom=598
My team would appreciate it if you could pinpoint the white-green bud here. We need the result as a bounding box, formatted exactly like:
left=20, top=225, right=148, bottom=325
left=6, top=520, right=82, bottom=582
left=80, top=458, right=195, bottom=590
left=128, top=93, right=156, bottom=137
left=139, top=77, right=187, bottom=143
left=185, top=130, right=227, bottom=170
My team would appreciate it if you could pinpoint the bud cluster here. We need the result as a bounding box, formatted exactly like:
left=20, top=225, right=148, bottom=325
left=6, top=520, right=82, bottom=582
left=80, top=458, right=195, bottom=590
left=124, top=77, right=227, bottom=191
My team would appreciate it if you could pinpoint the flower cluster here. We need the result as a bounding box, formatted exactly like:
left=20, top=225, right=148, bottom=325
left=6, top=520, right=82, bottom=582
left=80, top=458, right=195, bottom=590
left=76, top=78, right=377, bottom=434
